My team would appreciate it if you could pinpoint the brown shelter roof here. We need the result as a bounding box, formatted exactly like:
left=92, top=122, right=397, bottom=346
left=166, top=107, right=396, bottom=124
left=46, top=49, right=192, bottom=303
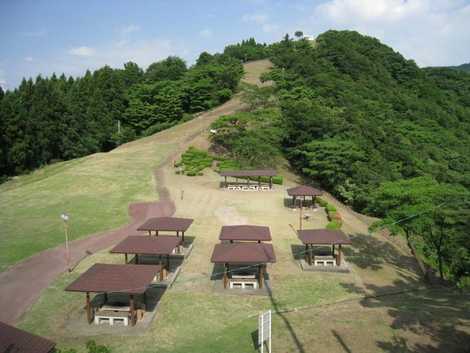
left=211, top=243, right=276, bottom=264
left=65, top=263, right=161, bottom=294
left=298, top=229, right=352, bottom=245
left=137, top=217, right=193, bottom=232
left=111, top=236, right=182, bottom=256
left=219, top=169, right=277, bottom=177
left=219, top=225, right=271, bottom=242
left=0, top=321, right=55, bottom=353
left=287, top=185, right=323, bottom=197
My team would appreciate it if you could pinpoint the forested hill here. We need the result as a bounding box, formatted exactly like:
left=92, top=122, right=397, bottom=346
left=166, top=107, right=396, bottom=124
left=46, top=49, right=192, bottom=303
left=0, top=54, right=243, bottom=179
left=210, top=31, right=470, bottom=286
left=445, top=62, right=470, bottom=72
left=265, top=31, right=470, bottom=208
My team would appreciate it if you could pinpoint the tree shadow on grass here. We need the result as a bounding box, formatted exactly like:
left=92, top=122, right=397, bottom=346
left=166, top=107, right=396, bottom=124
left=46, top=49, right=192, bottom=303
left=266, top=282, right=306, bottom=353
left=339, top=276, right=470, bottom=353
left=343, top=233, right=419, bottom=273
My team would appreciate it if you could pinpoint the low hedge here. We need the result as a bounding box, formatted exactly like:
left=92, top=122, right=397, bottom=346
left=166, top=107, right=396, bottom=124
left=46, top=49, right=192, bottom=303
left=178, top=147, right=214, bottom=176
left=326, top=220, right=342, bottom=230
left=318, top=197, right=343, bottom=229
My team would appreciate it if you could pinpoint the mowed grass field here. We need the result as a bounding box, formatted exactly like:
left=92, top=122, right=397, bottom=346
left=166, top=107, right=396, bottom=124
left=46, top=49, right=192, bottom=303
left=0, top=141, right=176, bottom=272
left=18, top=165, right=470, bottom=353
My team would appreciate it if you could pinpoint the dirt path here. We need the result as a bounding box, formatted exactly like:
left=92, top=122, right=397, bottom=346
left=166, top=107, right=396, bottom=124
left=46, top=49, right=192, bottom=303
left=0, top=82, right=247, bottom=324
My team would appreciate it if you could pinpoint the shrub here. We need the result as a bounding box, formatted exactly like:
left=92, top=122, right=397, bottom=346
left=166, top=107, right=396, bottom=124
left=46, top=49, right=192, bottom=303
left=326, top=220, right=342, bottom=230
left=317, top=198, right=328, bottom=207
left=326, top=204, right=337, bottom=212
left=178, top=147, right=214, bottom=176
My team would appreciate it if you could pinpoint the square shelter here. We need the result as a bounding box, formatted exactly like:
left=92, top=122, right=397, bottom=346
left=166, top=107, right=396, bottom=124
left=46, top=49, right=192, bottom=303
left=220, top=169, right=277, bottom=190
left=111, top=236, right=182, bottom=279
left=65, top=263, right=162, bottom=326
left=219, top=225, right=272, bottom=243
left=287, top=185, right=323, bottom=207
left=0, top=321, right=55, bottom=353
left=211, top=243, right=276, bottom=289
left=297, top=229, right=352, bottom=266
left=137, top=216, right=193, bottom=241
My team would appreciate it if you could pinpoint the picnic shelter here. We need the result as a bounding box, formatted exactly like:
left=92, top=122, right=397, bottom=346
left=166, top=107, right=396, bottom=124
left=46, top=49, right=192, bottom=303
left=211, top=243, right=276, bottom=289
left=0, top=321, right=55, bottom=353
left=219, top=225, right=272, bottom=243
left=65, top=263, right=162, bottom=326
left=137, top=216, right=193, bottom=241
left=111, top=236, right=182, bottom=279
left=297, top=229, right=352, bottom=266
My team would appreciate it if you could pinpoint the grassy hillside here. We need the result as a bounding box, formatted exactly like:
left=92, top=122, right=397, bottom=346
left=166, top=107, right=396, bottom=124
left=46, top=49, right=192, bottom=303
left=0, top=138, right=175, bottom=271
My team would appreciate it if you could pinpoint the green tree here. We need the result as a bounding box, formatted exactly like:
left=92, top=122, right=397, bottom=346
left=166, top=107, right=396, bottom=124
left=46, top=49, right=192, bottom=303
left=145, top=56, right=187, bottom=82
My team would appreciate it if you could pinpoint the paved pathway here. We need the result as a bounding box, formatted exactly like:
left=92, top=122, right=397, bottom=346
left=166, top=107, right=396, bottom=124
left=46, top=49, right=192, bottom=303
left=0, top=62, right=267, bottom=324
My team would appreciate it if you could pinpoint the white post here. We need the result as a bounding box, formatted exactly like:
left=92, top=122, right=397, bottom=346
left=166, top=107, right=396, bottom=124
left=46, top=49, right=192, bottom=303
left=259, top=312, right=264, bottom=353
left=268, top=310, right=272, bottom=353
left=61, top=213, right=70, bottom=269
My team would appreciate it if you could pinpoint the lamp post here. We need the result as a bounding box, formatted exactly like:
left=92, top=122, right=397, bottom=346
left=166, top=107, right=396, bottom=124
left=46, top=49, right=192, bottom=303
left=60, top=213, right=70, bottom=270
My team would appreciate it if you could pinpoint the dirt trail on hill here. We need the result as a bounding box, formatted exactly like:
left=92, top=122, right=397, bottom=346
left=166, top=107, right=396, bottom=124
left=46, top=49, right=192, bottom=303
left=0, top=79, right=248, bottom=324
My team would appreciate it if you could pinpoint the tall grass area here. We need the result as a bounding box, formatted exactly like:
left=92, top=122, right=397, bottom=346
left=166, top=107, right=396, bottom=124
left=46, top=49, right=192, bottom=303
left=0, top=141, right=175, bottom=271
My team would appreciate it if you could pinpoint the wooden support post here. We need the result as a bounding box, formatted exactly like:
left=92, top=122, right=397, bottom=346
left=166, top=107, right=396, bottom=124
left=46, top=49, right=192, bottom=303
left=159, top=256, right=164, bottom=280
left=223, top=264, right=228, bottom=289
left=176, top=230, right=179, bottom=238
left=332, top=244, right=335, bottom=257
left=104, top=292, right=108, bottom=304
left=167, top=255, right=170, bottom=273
left=148, top=230, right=151, bottom=236
left=125, top=253, right=128, bottom=264
left=135, top=254, right=139, bottom=264
left=309, top=245, right=313, bottom=266
left=86, top=292, right=92, bottom=324
left=305, top=244, right=309, bottom=263
left=225, top=176, right=227, bottom=187
left=129, top=295, right=136, bottom=326
left=258, top=176, right=261, bottom=187
left=337, top=244, right=342, bottom=266
left=182, top=231, right=185, bottom=243
left=156, top=230, right=159, bottom=237
left=299, top=197, right=303, bottom=230
left=269, top=176, right=272, bottom=189
left=259, top=265, right=264, bottom=289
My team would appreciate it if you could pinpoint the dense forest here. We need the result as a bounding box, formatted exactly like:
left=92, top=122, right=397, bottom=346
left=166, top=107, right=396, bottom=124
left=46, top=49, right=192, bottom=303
left=0, top=53, right=243, bottom=178
left=210, top=31, right=470, bottom=287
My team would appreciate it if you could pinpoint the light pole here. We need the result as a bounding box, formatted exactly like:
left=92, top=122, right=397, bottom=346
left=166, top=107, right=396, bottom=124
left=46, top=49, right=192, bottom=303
left=60, top=213, right=70, bottom=270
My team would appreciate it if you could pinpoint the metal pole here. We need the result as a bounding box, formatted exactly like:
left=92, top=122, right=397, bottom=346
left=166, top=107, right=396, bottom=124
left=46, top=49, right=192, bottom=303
left=64, top=221, right=70, bottom=269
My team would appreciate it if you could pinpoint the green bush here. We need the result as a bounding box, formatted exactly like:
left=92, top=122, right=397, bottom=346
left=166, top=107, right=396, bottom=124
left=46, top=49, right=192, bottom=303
left=326, top=204, right=337, bottom=212
left=317, top=198, right=328, bottom=207
left=326, top=220, right=342, bottom=230
left=217, top=158, right=241, bottom=171
left=178, top=147, right=214, bottom=176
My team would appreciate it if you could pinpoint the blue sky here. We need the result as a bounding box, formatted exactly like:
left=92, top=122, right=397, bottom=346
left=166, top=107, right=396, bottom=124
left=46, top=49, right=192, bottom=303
left=1, top=0, right=470, bottom=89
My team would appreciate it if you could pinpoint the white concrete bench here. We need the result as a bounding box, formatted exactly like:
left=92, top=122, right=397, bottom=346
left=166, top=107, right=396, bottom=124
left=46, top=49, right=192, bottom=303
left=94, top=310, right=129, bottom=326
left=314, top=256, right=336, bottom=267
left=229, top=279, right=258, bottom=289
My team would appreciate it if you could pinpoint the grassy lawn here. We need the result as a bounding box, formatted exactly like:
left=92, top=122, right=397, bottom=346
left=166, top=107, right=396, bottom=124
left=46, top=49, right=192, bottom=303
left=0, top=140, right=175, bottom=271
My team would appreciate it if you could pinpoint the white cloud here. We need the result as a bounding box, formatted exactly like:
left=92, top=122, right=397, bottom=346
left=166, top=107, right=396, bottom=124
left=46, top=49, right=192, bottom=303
left=68, top=46, right=96, bottom=57
left=242, top=13, right=269, bottom=25
left=311, top=0, right=470, bottom=66
left=121, top=24, right=141, bottom=35
left=199, top=28, right=213, bottom=38
left=242, top=13, right=279, bottom=33
left=0, top=69, right=7, bottom=89
left=24, top=57, right=34, bottom=62
left=262, top=23, right=278, bottom=33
